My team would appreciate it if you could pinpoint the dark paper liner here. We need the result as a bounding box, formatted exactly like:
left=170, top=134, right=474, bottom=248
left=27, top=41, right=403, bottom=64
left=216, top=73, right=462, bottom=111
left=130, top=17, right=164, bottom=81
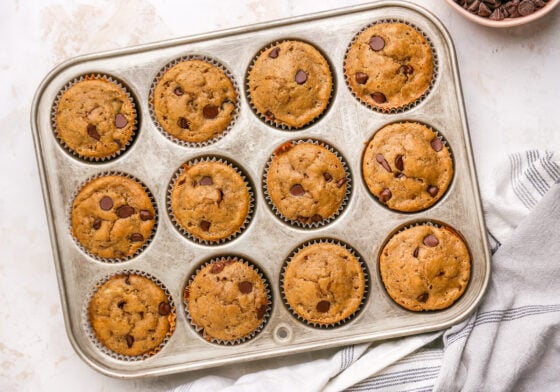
left=82, top=270, right=176, bottom=361
left=148, top=55, right=240, bottom=148
left=183, top=255, right=273, bottom=345
left=68, top=171, right=158, bottom=263
left=51, top=73, right=138, bottom=162
left=263, top=139, right=352, bottom=229
left=245, top=39, right=335, bottom=130
left=362, top=121, right=454, bottom=212
left=280, top=238, right=370, bottom=329
left=167, top=156, right=255, bottom=245
left=343, top=19, right=439, bottom=114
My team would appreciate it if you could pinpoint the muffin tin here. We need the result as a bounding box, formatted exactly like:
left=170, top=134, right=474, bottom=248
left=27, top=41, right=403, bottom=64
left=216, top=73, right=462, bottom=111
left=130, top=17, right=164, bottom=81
left=31, top=1, right=490, bottom=378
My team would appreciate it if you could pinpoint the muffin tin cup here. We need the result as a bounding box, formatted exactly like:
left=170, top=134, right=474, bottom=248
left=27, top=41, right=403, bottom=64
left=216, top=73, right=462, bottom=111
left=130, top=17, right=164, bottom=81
left=245, top=39, right=335, bottom=130
left=148, top=55, right=241, bottom=148
left=167, top=156, right=255, bottom=245
left=183, top=256, right=273, bottom=345
left=68, top=171, right=158, bottom=263
left=82, top=270, right=176, bottom=361
left=343, top=19, right=439, bottom=114
left=51, top=73, right=139, bottom=162
left=262, top=138, right=352, bottom=229
left=280, top=238, right=370, bottom=329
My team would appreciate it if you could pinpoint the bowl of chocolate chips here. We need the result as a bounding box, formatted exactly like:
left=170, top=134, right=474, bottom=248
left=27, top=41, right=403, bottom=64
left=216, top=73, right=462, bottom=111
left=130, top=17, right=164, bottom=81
left=445, top=0, right=558, bottom=27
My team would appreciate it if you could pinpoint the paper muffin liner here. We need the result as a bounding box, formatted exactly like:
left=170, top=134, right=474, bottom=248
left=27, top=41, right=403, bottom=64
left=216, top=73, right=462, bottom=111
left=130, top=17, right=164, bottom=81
left=183, top=255, right=273, bottom=345
left=82, top=269, right=176, bottom=361
left=148, top=55, right=240, bottom=148
left=378, top=220, right=471, bottom=312
left=167, top=156, right=255, bottom=245
left=68, top=171, right=158, bottom=263
left=362, top=121, right=454, bottom=212
left=51, top=73, right=139, bottom=162
left=280, top=238, right=370, bottom=329
left=245, top=39, right=335, bottom=130
left=343, top=19, right=439, bottom=114
left=263, top=139, right=352, bottom=229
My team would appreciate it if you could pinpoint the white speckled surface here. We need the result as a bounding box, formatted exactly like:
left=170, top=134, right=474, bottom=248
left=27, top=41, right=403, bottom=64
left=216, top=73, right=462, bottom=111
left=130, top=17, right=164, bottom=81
left=0, top=1, right=558, bottom=390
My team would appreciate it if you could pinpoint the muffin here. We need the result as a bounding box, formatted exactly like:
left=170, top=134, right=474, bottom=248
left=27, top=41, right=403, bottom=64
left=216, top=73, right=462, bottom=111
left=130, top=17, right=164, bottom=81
left=88, top=273, right=175, bottom=356
left=170, top=160, right=251, bottom=242
left=152, top=59, right=237, bottom=143
left=362, top=122, right=453, bottom=212
left=282, top=242, right=366, bottom=326
left=380, top=224, right=471, bottom=311
left=345, top=22, right=434, bottom=111
left=55, top=77, right=136, bottom=159
left=71, top=175, right=156, bottom=259
left=266, top=141, right=349, bottom=225
left=248, top=40, right=333, bottom=128
left=184, top=258, right=270, bottom=342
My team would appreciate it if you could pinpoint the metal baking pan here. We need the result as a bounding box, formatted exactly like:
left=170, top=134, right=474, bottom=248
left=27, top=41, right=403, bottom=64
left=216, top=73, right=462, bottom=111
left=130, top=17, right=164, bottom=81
left=31, top=0, right=490, bottom=378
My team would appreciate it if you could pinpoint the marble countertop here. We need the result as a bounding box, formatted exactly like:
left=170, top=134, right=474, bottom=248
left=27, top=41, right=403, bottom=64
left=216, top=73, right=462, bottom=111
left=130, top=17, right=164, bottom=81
left=1, top=0, right=558, bottom=390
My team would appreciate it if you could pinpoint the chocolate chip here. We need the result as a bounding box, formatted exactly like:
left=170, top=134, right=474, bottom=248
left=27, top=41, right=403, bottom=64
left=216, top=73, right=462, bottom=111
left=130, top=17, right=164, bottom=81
left=316, top=300, right=331, bottom=313
left=478, top=2, right=492, bottom=16
left=87, top=124, right=100, bottom=140
left=379, top=188, right=392, bottom=203
left=394, top=155, right=404, bottom=171
left=430, top=137, right=443, bottom=152
left=174, top=86, right=184, bottom=96
left=290, top=184, right=305, bottom=196
left=423, top=234, right=439, bottom=247
left=375, top=154, right=392, bottom=173
left=413, top=247, right=419, bottom=258
left=468, top=0, right=481, bottom=12
left=395, top=172, right=405, bottom=179
left=177, top=117, right=190, bottom=129
left=130, top=233, right=144, bottom=242
left=398, top=65, right=414, bottom=75
left=203, top=104, right=219, bottom=119
left=125, top=334, right=134, bottom=348
left=199, top=176, right=213, bottom=186
left=116, top=205, right=134, bottom=218
left=297, top=216, right=308, bottom=224
left=323, top=172, right=333, bottom=182
left=99, top=196, right=113, bottom=211
left=92, top=218, right=102, bottom=230
left=115, top=113, right=128, bottom=129
left=311, top=214, right=322, bottom=222
left=518, top=0, right=536, bottom=15
left=265, top=110, right=275, bottom=120
left=355, top=72, right=369, bottom=84
left=158, top=302, right=171, bottom=316
left=336, top=178, right=347, bottom=188
left=211, top=261, right=225, bottom=274
left=369, top=36, right=385, bottom=51
left=295, top=70, right=308, bottom=84
left=371, top=92, right=387, bottom=104
left=256, top=305, right=267, bottom=319
left=269, top=47, right=280, bottom=58
left=200, top=220, right=211, bottom=231
left=238, top=281, right=253, bottom=294
left=139, top=210, right=153, bottom=221
left=117, top=301, right=125, bottom=309
left=124, top=274, right=131, bottom=285
left=489, top=7, right=506, bottom=20
left=427, top=185, right=439, bottom=197
left=417, top=292, right=429, bottom=303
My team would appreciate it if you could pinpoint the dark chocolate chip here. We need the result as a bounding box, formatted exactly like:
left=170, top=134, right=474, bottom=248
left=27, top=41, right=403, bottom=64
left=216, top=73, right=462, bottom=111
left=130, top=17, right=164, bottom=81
left=116, top=205, right=134, bottom=218
left=117, top=301, right=125, bottom=309
left=99, top=196, right=113, bottom=211
left=124, top=274, right=131, bottom=285
left=203, top=104, right=219, bottom=119
left=238, top=281, right=253, bottom=294
left=211, top=261, right=225, bottom=274
left=92, top=218, right=102, bottom=230
left=478, top=2, right=492, bottom=16
left=371, top=92, right=387, bottom=104
left=417, top=292, right=429, bottom=303
left=290, top=184, right=305, bottom=196
left=311, top=214, right=322, bottom=222
left=269, top=47, right=280, bottom=58
left=200, top=220, right=211, bottom=231
left=423, top=234, right=439, bottom=247
left=87, top=124, right=100, bottom=140
left=199, top=176, right=213, bottom=186
left=468, top=0, right=481, bottom=12
left=398, top=65, right=414, bottom=75
left=174, top=86, right=184, bottom=96
left=375, top=153, right=392, bottom=173
left=394, top=155, right=404, bottom=171
left=489, top=7, right=506, bottom=20
left=295, top=70, right=308, bottom=84
left=355, top=72, right=369, bottom=84
left=369, top=36, right=385, bottom=51
left=125, top=334, right=134, bottom=348
left=430, top=137, right=443, bottom=152
left=256, top=305, right=267, bottom=319
left=336, top=177, right=347, bottom=188
left=139, top=210, right=153, bottom=221
left=115, top=113, right=128, bottom=129
left=427, top=185, right=439, bottom=197
left=158, top=302, right=171, bottom=316
left=316, top=300, right=331, bottom=313
left=177, top=117, right=190, bottom=129
left=130, top=233, right=144, bottom=242
left=323, top=172, right=333, bottom=182
left=265, top=110, right=275, bottom=120
left=395, top=172, right=405, bottom=179
left=413, top=247, right=419, bottom=258
left=379, top=188, right=392, bottom=203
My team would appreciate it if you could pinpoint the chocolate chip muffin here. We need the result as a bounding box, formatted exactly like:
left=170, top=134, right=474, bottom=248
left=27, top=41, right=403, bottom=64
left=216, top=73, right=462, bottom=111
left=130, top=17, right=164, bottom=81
left=266, top=141, right=348, bottom=224
left=152, top=59, right=237, bottom=143
left=88, top=273, right=175, bottom=356
left=71, top=175, right=156, bottom=259
left=248, top=40, right=333, bottom=128
left=363, top=122, right=453, bottom=212
left=185, top=258, right=270, bottom=342
left=380, top=224, right=471, bottom=311
left=55, top=77, right=136, bottom=159
left=170, top=160, right=251, bottom=242
left=345, top=22, right=434, bottom=111
left=282, top=242, right=366, bottom=326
